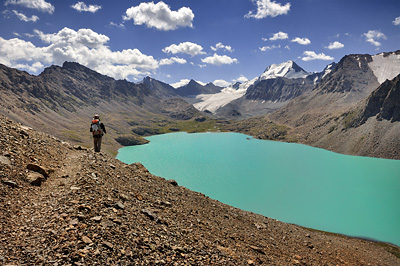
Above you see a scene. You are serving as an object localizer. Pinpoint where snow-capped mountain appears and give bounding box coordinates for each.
[170,50,400,118]
[259,60,310,80]
[192,61,314,115]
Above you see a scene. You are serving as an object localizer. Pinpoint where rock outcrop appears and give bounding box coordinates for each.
[357,74,400,125]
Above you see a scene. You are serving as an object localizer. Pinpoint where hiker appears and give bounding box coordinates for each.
[90,114,106,152]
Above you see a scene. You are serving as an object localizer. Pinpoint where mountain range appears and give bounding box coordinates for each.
[0,50,399,159]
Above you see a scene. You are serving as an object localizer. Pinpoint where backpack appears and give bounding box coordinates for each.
[91,120,102,136]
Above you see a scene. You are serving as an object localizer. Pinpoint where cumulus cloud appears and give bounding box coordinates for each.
[259,45,280,51]
[159,57,187,66]
[162,42,205,57]
[291,37,311,45]
[393,16,400,26]
[170,79,190,88]
[201,54,238,66]
[234,75,249,83]
[301,51,333,61]
[246,0,290,19]
[268,31,288,41]
[211,42,233,52]
[71,2,102,13]
[13,10,39,22]
[0,37,49,69]
[301,51,334,61]
[5,0,54,14]
[213,79,231,87]
[123,1,194,31]
[0,27,159,80]
[325,41,344,50]
[364,30,386,47]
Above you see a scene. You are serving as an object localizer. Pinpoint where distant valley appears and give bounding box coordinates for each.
[0,50,399,159]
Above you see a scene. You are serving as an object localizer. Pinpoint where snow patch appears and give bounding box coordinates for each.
[193,78,257,113]
[369,52,400,84]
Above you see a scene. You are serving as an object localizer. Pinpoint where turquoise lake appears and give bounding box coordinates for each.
[116,132,400,246]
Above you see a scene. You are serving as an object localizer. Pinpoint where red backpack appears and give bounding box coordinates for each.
[91,119,102,136]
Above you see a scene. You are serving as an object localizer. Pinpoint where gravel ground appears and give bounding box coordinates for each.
[1,116,399,265]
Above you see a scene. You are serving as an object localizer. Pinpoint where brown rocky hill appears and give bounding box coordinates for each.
[317,73,400,159]
[1,115,399,265]
[0,62,201,155]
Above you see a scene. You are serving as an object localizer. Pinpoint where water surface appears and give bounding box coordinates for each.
[116,132,400,246]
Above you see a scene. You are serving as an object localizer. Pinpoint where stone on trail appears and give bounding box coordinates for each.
[168,179,178,186]
[26,172,45,186]
[90,216,102,222]
[115,202,125,210]
[103,241,114,250]
[82,236,93,244]
[2,180,17,188]
[27,163,50,177]
[0,155,11,165]
[141,208,158,221]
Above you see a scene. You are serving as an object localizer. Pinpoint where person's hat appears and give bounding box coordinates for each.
[93,114,100,119]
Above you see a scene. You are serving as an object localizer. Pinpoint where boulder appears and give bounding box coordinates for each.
[168,179,178,186]
[0,155,11,165]
[26,163,49,177]
[26,172,45,186]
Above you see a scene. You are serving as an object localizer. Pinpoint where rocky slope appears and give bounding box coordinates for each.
[215,76,315,118]
[0,62,204,155]
[262,51,400,159]
[355,74,400,125]
[313,73,400,159]
[1,115,399,265]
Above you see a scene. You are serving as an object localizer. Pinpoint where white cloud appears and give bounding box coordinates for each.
[291,37,311,45]
[71,2,102,13]
[0,27,160,80]
[35,28,109,49]
[234,75,248,83]
[393,16,400,26]
[162,42,205,57]
[259,44,280,51]
[159,57,187,66]
[108,22,125,29]
[5,0,54,14]
[246,0,290,19]
[211,42,233,52]
[170,79,190,88]
[301,51,334,61]
[201,54,239,66]
[326,41,344,50]
[12,10,39,22]
[364,30,386,47]
[123,1,194,31]
[213,79,231,87]
[269,31,288,41]
[0,37,50,70]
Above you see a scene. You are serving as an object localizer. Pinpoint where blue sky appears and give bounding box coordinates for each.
[0,0,399,87]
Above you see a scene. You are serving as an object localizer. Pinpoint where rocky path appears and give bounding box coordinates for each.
[1,115,400,265]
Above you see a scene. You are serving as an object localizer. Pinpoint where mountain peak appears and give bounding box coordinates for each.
[260,60,309,80]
